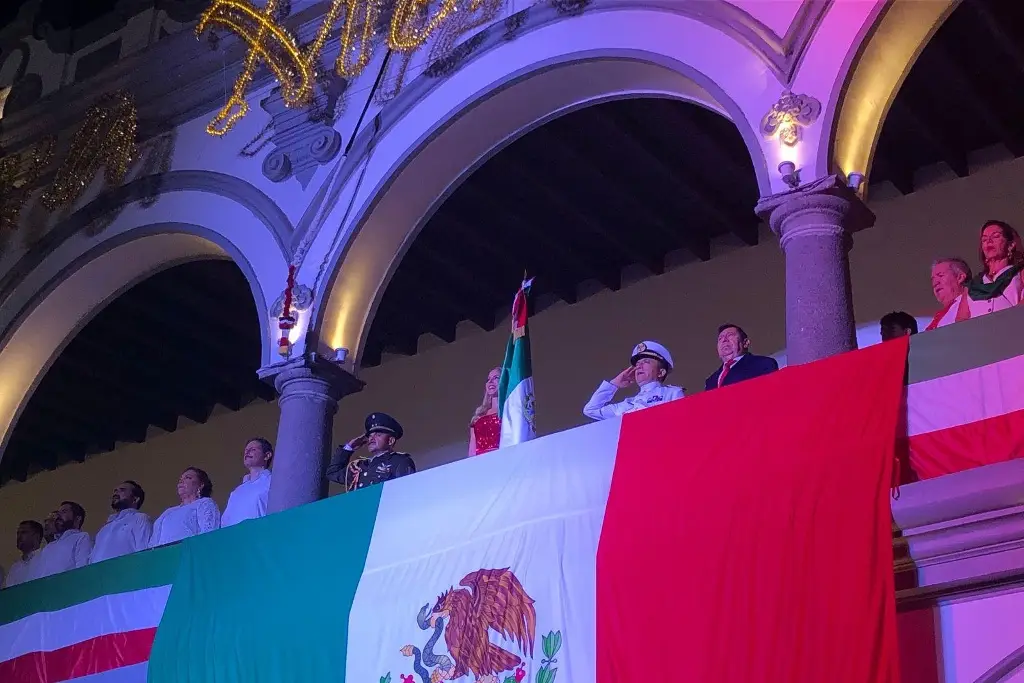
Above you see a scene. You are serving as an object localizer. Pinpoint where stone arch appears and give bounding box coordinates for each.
[0,171,293,347]
[305,6,777,366]
[827,0,961,185]
[0,180,293,466]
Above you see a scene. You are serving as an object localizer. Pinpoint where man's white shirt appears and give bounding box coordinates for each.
[35,529,92,579]
[90,508,153,564]
[3,549,40,588]
[221,469,272,527]
[583,380,685,420]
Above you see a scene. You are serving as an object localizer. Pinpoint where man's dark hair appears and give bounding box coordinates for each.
[19,520,43,537]
[185,467,214,498]
[247,437,274,455]
[717,323,748,342]
[880,311,918,335]
[124,480,146,509]
[60,501,86,527]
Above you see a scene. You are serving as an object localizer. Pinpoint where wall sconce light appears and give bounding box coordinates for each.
[333,347,349,363]
[778,161,800,189]
[847,172,865,190]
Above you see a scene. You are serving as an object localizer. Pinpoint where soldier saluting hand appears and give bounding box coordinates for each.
[327,413,416,492]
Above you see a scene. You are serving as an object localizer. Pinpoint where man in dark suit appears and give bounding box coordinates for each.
[704,323,779,391]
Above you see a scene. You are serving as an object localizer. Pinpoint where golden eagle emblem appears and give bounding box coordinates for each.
[430,568,536,680]
[393,568,563,683]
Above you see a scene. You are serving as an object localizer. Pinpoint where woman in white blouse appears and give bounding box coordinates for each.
[221,437,273,527]
[149,467,221,547]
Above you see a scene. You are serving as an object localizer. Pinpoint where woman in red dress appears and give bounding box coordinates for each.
[469,367,501,456]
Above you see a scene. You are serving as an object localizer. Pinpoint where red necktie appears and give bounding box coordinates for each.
[718,359,736,388]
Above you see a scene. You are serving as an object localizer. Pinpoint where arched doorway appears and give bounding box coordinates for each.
[309,14,776,364]
[0,257,273,485]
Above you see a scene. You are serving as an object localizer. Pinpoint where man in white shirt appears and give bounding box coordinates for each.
[222,437,273,527]
[35,502,92,579]
[584,341,685,420]
[90,480,152,564]
[2,520,43,588]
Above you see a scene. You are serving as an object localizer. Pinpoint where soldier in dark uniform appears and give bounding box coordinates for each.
[326,413,416,492]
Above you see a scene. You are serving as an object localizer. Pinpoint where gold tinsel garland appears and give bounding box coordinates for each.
[40,91,137,212]
[199,0,502,136]
[0,136,56,237]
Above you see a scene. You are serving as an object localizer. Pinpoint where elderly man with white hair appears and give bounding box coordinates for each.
[583,341,685,420]
[927,256,972,330]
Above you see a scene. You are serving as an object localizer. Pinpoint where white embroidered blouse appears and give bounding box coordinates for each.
[149,497,221,548]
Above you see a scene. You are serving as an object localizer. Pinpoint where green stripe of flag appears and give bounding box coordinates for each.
[0,544,181,627]
[148,484,383,683]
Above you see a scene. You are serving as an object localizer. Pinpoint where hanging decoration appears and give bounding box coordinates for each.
[200,0,514,135]
[278,264,298,357]
[0,135,55,237]
[40,91,137,213]
[198,0,383,136]
[428,0,504,64]
[387,0,460,52]
[374,0,504,105]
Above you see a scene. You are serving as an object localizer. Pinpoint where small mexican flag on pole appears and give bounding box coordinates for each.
[498,276,536,448]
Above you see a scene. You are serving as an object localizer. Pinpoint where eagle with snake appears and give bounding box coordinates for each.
[427,568,537,681]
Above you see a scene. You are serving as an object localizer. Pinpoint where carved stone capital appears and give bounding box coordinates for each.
[262,149,291,183]
[259,352,364,402]
[258,87,344,186]
[755,174,875,250]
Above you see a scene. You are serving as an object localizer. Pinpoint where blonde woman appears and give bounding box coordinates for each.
[469,367,501,456]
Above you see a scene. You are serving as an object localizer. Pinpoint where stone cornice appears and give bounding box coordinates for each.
[893,459,1024,600]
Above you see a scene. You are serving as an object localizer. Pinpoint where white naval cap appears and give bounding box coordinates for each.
[630,341,674,371]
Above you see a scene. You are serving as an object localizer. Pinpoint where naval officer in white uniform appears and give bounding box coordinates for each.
[583,341,685,420]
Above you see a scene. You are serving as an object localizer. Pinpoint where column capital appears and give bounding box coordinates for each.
[258,352,365,403]
[755,174,875,249]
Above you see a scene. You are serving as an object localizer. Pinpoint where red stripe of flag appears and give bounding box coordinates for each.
[908,408,1024,480]
[0,627,155,683]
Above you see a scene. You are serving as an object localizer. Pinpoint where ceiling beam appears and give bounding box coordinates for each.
[432,210,580,305]
[393,258,496,333]
[50,354,182,432]
[67,335,235,422]
[654,99,758,184]
[643,100,760,246]
[521,123,688,263]
[501,154,666,275]
[456,181,619,294]
[925,44,1024,157]
[971,1,1024,78]
[583,109,722,261]
[888,98,969,177]
[13,391,119,446]
[493,136,666,274]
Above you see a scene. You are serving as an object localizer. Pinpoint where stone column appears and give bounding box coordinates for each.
[756,175,875,366]
[260,353,364,513]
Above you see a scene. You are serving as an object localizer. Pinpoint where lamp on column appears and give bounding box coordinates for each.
[778,161,801,189]
[761,90,821,191]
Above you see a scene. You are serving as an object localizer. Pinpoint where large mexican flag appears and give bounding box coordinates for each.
[0,340,908,683]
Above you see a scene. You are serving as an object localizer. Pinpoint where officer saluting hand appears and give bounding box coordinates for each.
[327,413,416,492]
[583,340,685,421]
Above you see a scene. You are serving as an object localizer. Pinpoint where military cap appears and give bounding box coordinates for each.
[630,340,674,371]
[364,412,403,440]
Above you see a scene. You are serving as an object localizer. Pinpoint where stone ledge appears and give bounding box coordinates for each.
[893,459,1024,592]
